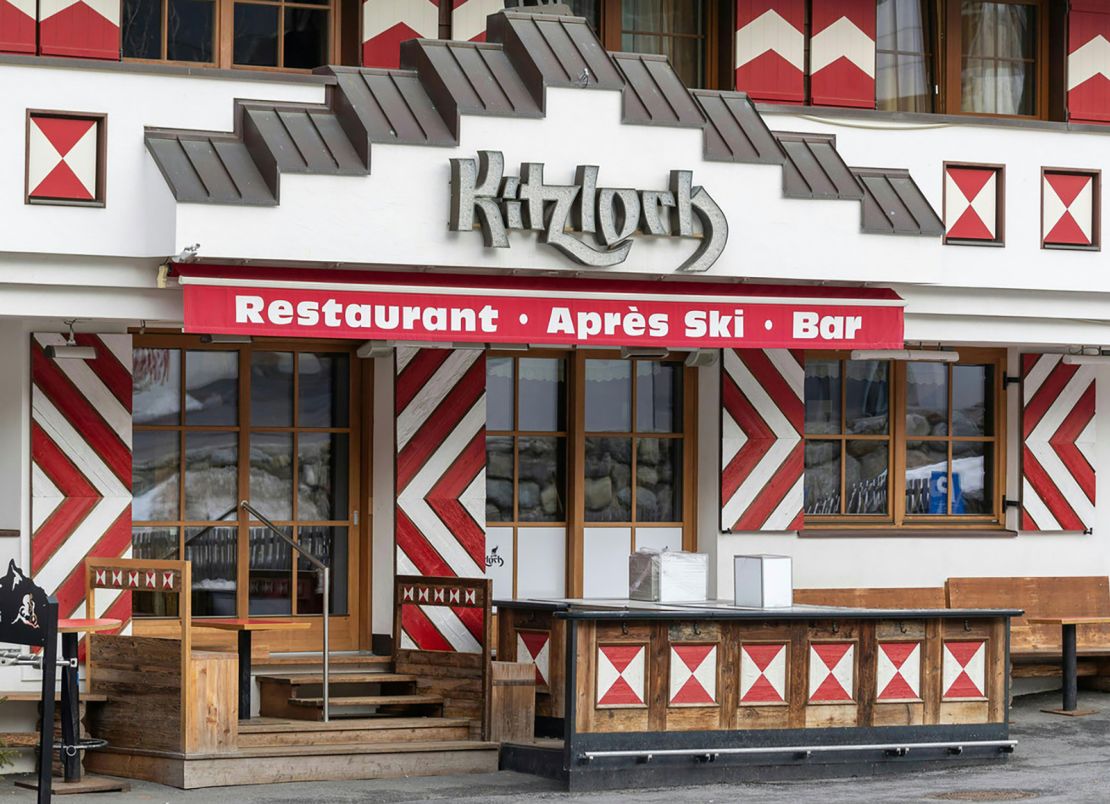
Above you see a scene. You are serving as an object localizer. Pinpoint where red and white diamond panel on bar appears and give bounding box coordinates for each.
[876,642,922,702]
[669,644,718,706]
[516,629,550,688]
[942,640,987,700]
[1043,170,1099,248]
[808,642,854,703]
[27,113,103,204]
[361,0,438,68]
[944,164,1002,244]
[739,642,787,705]
[597,644,646,708]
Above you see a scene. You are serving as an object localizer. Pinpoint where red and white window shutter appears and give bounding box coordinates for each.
[31,333,133,627]
[395,346,487,652]
[452,0,499,43]
[943,163,1003,244]
[1068,0,1110,124]
[0,0,35,54]
[1021,353,1096,533]
[734,0,805,104]
[720,349,804,532]
[38,0,119,59]
[808,0,875,108]
[361,0,438,68]
[27,113,104,204]
[1042,169,1099,249]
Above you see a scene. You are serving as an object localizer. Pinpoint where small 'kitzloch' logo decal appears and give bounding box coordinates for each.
[448,151,729,273]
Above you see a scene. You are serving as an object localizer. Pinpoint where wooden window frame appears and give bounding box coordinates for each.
[803,348,1007,532]
[599,0,723,90]
[876,0,939,113]
[131,334,366,653]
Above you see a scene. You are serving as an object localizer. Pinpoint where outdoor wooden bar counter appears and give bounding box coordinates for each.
[496,598,1021,791]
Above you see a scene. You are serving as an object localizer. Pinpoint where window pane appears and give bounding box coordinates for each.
[636,361,682,433]
[584,437,632,522]
[185,350,238,425]
[299,353,349,427]
[905,363,948,436]
[585,360,631,432]
[621,0,702,35]
[486,436,514,522]
[134,430,180,521]
[487,358,514,431]
[961,1,1035,115]
[185,525,237,616]
[636,438,682,522]
[846,360,889,435]
[298,432,349,520]
[250,432,293,520]
[877,0,896,50]
[248,525,292,616]
[167,0,215,62]
[953,442,992,514]
[131,527,179,616]
[905,440,949,514]
[298,526,348,615]
[251,352,294,426]
[804,441,840,515]
[896,0,927,52]
[519,358,566,432]
[122,0,162,59]
[184,431,237,520]
[518,437,566,522]
[284,8,328,69]
[953,364,993,436]
[134,348,180,425]
[234,2,279,66]
[845,441,888,515]
[804,359,841,435]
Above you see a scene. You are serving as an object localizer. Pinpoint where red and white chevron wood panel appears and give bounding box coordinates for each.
[944,165,1001,243]
[1043,171,1098,248]
[734,0,805,103]
[1069,1,1110,124]
[395,346,487,652]
[38,0,119,59]
[809,0,875,108]
[31,333,133,629]
[361,0,438,68]
[1021,353,1096,532]
[0,0,35,54]
[721,349,804,532]
[27,114,100,203]
[452,0,501,43]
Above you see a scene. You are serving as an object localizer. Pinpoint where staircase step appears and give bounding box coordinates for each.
[289,694,443,708]
[256,653,391,668]
[237,716,472,748]
[257,673,417,686]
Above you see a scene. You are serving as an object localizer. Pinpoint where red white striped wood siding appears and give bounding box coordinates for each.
[361,0,438,68]
[395,346,487,652]
[720,349,804,532]
[1021,353,1096,533]
[809,0,875,108]
[38,0,119,59]
[735,0,805,103]
[0,0,35,54]
[1069,0,1110,124]
[31,333,132,629]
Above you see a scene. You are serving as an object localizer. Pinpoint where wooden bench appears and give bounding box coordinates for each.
[946,576,1110,682]
[793,587,947,609]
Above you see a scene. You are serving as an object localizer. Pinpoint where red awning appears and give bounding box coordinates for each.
[174,265,904,350]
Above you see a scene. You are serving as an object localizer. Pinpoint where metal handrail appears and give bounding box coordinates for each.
[239,500,331,722]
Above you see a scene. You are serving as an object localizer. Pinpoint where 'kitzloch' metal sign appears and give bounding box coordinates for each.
[448,151,728,273]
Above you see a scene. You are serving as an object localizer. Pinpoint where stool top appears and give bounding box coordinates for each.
[58,618,123,634]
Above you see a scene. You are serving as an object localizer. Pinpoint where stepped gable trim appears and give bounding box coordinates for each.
[143,9,941,239]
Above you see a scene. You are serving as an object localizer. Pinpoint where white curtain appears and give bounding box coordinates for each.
[961,2,1033,115]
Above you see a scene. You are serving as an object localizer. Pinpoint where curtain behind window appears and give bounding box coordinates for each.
[961,1,1035,115]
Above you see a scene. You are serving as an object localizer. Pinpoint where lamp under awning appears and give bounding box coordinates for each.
[174,266,904,350]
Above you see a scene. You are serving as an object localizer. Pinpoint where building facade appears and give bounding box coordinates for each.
[1,0,1109,679]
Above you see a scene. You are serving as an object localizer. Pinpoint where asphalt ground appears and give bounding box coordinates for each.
[3,690,1108,803]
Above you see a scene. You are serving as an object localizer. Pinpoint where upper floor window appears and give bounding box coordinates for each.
[877,0,935,112]
[956,0,1039,116]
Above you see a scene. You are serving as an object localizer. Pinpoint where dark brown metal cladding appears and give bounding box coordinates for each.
[854,168,945,236]
[694,91,784,164]
[146,134,276,205]
[773,131,864,200]
[613,52,705,127]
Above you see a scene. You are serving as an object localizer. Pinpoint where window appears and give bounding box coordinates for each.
[877,0,936,112]
[617,0,707,88]
[955,0,1039,116]
[122,0,216,63]
[803,351,1005,529]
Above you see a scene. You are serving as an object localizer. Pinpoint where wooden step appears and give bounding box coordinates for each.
[237,716,472,748]
[255,653,391,668]
[289,694,444,708]
[257,673,417,686]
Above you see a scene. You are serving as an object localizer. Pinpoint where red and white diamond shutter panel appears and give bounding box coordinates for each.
[1068,1,1110,124]
[452,0,500,43]
[1021,354,1096,532]
[739,642,787,704]
[516,629,550,687]
[0,0,35,54]
[669,644,717,706]
[808,642,854,702]
[735,0,805,103]
[721,349,804,532]
[809,0,875,108]
[942,640,986,700]
[876,642,921,701]
[1043,172,1097,247]
[944,165,1000,242]
[361,0,438,68]
[27,115,100,203]
[597,644,646,707]
[31,334,133,629]
[38,0,119,59]
[395,346,486,653]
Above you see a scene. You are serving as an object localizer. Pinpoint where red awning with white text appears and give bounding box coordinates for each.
[174,266,904,350]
